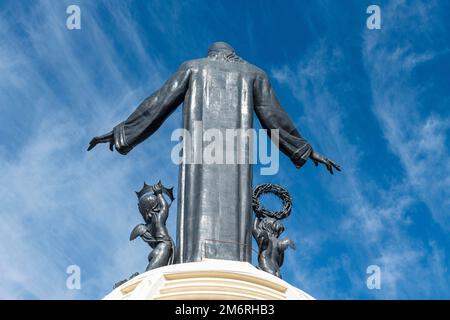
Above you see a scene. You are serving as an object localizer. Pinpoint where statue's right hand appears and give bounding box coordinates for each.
[87,131,114,151]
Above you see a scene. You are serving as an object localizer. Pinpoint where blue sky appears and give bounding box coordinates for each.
[0,0,449,299]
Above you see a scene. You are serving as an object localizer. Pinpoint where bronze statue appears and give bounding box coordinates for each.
[252,217,295,278]
[252,184,296,278]
[130,181,175,271]
[88,42,341,264]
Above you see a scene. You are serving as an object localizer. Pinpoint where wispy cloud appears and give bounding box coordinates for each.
[271,0,450,297]
[0,0,180,299]
[1,0,448,300]
[363,0,450,230]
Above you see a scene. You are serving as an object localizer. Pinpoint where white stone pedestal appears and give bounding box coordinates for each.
[103,259,314,300]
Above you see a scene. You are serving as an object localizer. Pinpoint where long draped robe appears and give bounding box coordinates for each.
[112,48,312,263]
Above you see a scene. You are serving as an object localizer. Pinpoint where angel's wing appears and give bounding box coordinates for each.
[130,224,149,241]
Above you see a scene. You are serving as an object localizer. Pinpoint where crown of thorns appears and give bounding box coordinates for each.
[252,184,292,220]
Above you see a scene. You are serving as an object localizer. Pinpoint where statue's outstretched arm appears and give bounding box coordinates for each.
[253,71,312,168]
[88,63,191,154]
[253,72,341,174]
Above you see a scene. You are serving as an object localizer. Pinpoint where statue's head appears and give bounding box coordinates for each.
[208,42,235,55]
[136,182,159,222]
[207,42,241,62]
[259,217,285,237]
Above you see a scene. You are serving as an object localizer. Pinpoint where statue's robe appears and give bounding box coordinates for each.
[112,47,312,263]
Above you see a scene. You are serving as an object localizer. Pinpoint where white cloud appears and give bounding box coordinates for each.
[0,1,179,299]
[363,0,450,229]
[272,14,449,297]
[1,0,448,300]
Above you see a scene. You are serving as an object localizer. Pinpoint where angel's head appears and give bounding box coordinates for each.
[138,193,160,222]
[259,217,285,237]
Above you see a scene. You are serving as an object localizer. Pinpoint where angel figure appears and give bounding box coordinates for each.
[252,217,296,278]
[130,181,175,271]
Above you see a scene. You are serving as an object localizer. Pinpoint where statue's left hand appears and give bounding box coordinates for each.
[87,131,114,151]
[309,151,341,175]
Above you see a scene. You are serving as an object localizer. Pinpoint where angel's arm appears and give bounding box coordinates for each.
[279,239,296,251]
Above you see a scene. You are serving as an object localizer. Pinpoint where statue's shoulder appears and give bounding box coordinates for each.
[180,58,208,70]
[233,60,266,75]
[182,58,267,79]
[248,64,268,78]
[233,60,268,79]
